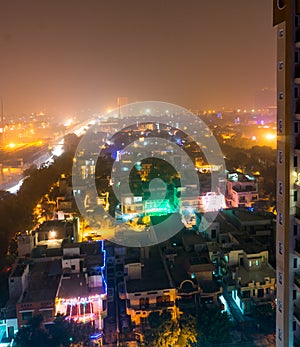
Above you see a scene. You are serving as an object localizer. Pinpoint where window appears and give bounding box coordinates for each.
[295,155,298,168]
[295,121,299,133]
[257,289,264,298]
[279,28,284,38]
[279,92,284,100]
[279,181,283,195]
[242,290,250,298]
[278,299,282,312]
[279,242,283,255]
[295,89,299,99]
[296,16,299,28]
[41,309,53,320]
[21,311,33,321]
[278,328,282,341]
[296,51,299,63]
[293,290,297,300]
[294,225,298,236]
[279,212,283,225]
[294,320,297,331]
[278,150,283,164]
[211,229,216,239]
[279,271,283,285]
[294,190,298,202]
[71,265,75,270]
[278,61,284,70]
[278,119,283,133]
[255,260,259,266]
[249,260,252,267]
[294,258,298,269]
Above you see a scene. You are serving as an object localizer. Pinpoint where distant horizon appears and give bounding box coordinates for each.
[0,0,275,115]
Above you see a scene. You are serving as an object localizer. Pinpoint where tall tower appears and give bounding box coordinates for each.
[274,1,300,345]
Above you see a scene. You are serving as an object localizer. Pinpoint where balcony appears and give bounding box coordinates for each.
[130,301,175,311]
[296,101,300,119]
[295,271,300,289]
[296,30,300,48]
[296,238,300,257]
[295,304,300,324]
[296,207,300,225]
[296,65,300,84]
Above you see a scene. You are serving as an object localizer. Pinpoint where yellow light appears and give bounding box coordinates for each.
[49,230,57,239]
[8,143,15,149]
[63,118,73,127]
[265,133,276,140]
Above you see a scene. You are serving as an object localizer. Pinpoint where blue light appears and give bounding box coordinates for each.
[99,240,107,295]
[90,332,103,340]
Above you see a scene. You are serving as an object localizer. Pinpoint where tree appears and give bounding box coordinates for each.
[15,314,95,347]
[145,310,180,347]
[196,306,232,345]
[177,313,198,347]
[144,310,198,347]
[15,315,51,347]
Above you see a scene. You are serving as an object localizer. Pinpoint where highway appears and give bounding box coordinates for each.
[0,119,93,194]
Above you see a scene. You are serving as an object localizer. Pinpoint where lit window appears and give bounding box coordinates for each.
[249,260,252,267]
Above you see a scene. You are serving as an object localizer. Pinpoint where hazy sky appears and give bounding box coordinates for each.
[0,0,275,115]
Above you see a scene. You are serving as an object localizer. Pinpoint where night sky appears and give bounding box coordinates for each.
[0,0,275,115]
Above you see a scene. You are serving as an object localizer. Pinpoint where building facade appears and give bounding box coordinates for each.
[274,1,300,345]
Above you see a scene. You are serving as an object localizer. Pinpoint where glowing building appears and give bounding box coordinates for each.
[55,242,107,329]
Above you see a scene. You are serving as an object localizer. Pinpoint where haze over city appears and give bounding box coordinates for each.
[0,0,275,115]
[0,1,284,346]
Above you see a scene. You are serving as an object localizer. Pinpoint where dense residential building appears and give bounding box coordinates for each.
[124,247,177,327]
[273,1,300,345]
[3,239,107,339]
[226,172,259,208]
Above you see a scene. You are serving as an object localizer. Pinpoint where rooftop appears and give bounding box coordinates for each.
[57,272,105,298]
[21,260,62,303]
[126,247,173,293]
[237,264,276,287]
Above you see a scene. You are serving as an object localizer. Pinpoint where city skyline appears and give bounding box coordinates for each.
[0,0,275,115]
